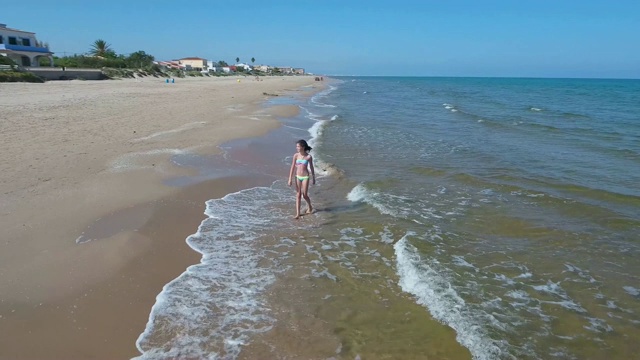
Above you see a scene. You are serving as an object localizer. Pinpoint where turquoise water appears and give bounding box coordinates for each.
[136,77,640,359]
[315,77,640,359]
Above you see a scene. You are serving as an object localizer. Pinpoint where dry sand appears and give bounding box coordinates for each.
[0,75,321,359]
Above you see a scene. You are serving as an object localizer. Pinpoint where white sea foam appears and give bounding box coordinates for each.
[515,272,532,279]
[494,273,516,286]
[541,299,587,313]
[379,226,395,244]
[135,186,295,359]
[310,85,337,108]
[339,227,364,248]
[110,148,188,172]
[623,286,640,296]
[311,268,338,281]
[532,280,565,296]
[506,290,531,302]
[394,236,509,360]
[346,184,367,202]
[283,124,308,131]
[305,85,339,178]
[584,317,613,333]
[300,105,320,120]
[563,263,597,283]
[308,119,327,147]
[347,183,399,217]
[451,255,477,270]
[306,118,336,178]
[347,183,462,224]
[441,103,459,112]
[528,279,588,314]
[132,121,207,142]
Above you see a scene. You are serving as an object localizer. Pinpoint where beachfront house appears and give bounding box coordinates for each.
[0,23,54,67]
[205,61,227,73]
[235,62,252,71]
[254,65,270,73]
[293,68,305,75]
[275,66,293,74]
[155,60,184,70]
[178,57,207,71]
[160,61,177,69]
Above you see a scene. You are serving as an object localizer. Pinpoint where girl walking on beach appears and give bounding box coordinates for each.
[288,139,316,219]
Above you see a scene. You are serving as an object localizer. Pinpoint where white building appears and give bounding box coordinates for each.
[0,23,54,67]
[234,62,253,71]
[254,65,270,72]
[206,60,223,73]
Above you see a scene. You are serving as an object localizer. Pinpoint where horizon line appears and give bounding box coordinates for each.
[324,74,640,80]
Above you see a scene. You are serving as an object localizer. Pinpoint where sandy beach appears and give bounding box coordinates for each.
[0,75,321,359]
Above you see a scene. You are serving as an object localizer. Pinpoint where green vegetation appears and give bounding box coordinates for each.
[38,57,52,66]
[0,71,45,83]
[0,56,45,82]
[2,39,285,82]
[0,56,16,66]
[185,71,204,77]
[49,39,155,72]
[50,41,161,80]
[88,39,115,58]
[54,50,155,69]
[101,63,169,79]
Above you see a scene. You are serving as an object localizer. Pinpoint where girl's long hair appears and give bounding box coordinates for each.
[297,139,312,152]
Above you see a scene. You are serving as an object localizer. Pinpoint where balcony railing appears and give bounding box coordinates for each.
[0,44,52,53]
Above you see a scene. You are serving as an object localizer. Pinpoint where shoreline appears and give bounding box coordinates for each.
[0,76,324,359]
[2,176,278,359]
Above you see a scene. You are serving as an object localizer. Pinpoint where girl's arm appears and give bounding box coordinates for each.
[288,155,296,186]
[309,156,316,185]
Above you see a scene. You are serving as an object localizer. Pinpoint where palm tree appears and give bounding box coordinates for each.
[236,57,240,64]
[251,57,255,64]
[89,39,113,58]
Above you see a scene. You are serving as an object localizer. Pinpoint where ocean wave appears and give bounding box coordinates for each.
[346,183,401,218]
[305,82,340,178]
[394,236,510,360]
[310,85,337,108]
[135,186,295,359]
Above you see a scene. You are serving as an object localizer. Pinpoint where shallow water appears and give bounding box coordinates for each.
[136,77,640,359]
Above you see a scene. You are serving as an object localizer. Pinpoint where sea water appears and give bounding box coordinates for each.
[135,77,640,359]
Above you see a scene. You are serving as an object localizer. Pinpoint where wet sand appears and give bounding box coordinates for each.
[0,75,321,359]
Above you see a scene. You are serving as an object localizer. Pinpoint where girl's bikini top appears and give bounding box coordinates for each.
[296,157,309,166]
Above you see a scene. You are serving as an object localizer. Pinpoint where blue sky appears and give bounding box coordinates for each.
[3,1,639,78]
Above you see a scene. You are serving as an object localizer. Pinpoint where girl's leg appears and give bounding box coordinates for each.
[301,179,313,213]
[295,182,302,219]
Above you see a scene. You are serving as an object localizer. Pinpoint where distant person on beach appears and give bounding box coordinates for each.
[288,139,316,219]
